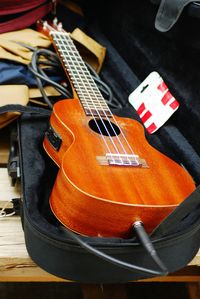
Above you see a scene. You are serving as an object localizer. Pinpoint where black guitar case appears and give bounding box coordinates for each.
[2,0,200,283]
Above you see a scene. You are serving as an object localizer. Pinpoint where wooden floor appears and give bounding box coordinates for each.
[1,125,200,298]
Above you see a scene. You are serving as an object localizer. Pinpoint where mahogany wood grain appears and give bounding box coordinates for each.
[44,99,195,238]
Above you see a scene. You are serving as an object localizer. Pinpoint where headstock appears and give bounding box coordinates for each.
[37,18,65,38]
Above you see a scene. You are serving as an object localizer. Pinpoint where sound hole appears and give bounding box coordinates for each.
[89,118,120,136]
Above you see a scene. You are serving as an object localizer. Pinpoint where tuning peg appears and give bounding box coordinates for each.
[43,21,48,28]
[53,17,58,26]
[58,22,63,31]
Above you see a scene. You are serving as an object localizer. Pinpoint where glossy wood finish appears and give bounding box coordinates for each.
[44,99,195,237]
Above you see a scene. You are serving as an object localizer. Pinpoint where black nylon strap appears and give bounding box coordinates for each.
[155,0,200,32]
[0,104,50,116]
[151,185,200,237]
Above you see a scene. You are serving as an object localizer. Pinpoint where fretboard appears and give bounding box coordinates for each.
[50,31,112,117]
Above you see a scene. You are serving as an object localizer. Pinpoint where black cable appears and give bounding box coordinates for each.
[28,49,71,107]
[29,49,71,96]
[28,64,69,96]
[85,62,122,108]
[28,48,121,109]
[61,221,168,277]
[133,221,168,274]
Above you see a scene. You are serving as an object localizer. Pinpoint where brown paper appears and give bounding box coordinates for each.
[0,85,29,129]
[0,28,51,64]
[71,28,106,73]
[0,28,51,48]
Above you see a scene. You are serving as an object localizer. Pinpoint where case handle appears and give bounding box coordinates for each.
[155,0,200,32]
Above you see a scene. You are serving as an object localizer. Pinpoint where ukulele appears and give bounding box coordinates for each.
[39,20,195,238]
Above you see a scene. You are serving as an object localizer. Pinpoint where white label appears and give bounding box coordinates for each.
[128,71,179,134]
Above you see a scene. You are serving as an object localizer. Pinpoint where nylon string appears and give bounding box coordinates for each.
[52,32,118,162]
[54,31,135,164]
[51,28,137,165]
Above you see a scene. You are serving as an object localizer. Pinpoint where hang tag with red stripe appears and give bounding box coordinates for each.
[128,72,179,134]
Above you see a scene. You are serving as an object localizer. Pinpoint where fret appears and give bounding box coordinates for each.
[80,97,107,101]
[73,81,100,88]
[77,92,103,99]
[85,109,112,117]
[73,72,91,79]
[57,44,76,52]
[75,72,93,80]
[78,95,100,99]
[82,102,108,107]
[81,98,107,103]
[82,108,110,114]
[81,100,109,111]
[82,104,108,109]
[61,52,82,60]
[74,83,101,90]
[66,62,89,70]
[63,57,84,66]
[76,85,101,91]
[80,101,107,106]
[74,82,101,89]
[81,101,107,107]
[60,49,79,55]
[74,82,97,87]
[77,90,103,97]
[67,62,86,69]
[78,95,104,102]
[73,77,96,83]
[70,71,89,76]
[81,101,111,108]
[52,34,76,47]
[74,77,94,83]
[63,63,90,75]
[69,68,89,76]
[78,96,105,102]
[64,65,87,71]
[83,108,110,112]
[83,106,110,112]
[78,93,105,99]
[70,65,86,71]
[51,31,112,117]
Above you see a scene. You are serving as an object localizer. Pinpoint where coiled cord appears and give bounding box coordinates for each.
[28,48,122,109]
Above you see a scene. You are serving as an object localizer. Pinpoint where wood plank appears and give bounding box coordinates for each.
[0,126,10,165]
[0,216,28,259]
[0,145,9,165]
[1,216,200,282]
[0,216,68,282]
[0,168,20,209]
[187,282,200,299]
[0,215,200,282]
[0,125,20,208]
[0,258,68,282]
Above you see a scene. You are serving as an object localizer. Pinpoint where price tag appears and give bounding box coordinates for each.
[128,72,179,134]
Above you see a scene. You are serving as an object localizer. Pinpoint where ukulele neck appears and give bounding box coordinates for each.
[50,31,112,117]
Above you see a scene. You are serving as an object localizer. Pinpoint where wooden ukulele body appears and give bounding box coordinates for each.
[44,99,195,238]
